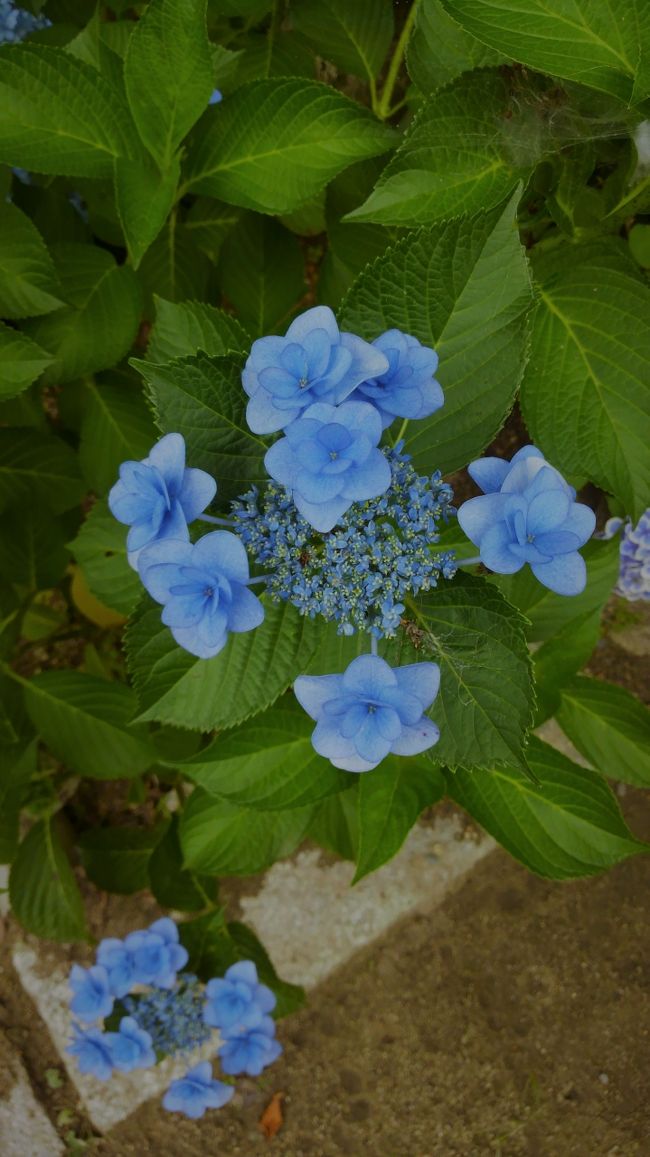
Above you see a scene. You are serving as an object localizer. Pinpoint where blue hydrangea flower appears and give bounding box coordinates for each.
[108,433,216,569]
[458,445,596,595]
[218,1016,283,1077]
[69,964,113,1024]
[350,329,444,429]
[209,89,223,104]
[295,654,441,772]
[0,0,50,43]
[242,305,389,434]
[67,1026,114,1081]
[97,921,188,997]
[96,938,136,999]
[203,960,276,1033]
[163,1061,234,1119]
[138,530,265,659]
[122,974,212,1057]
[105,1017,156,1073]
[604,511,650,601]
[264,400,391,533]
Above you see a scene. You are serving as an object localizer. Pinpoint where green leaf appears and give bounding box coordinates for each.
[218,211,305,337]
[292,0,393,83]
[346,70,529,225]
[114,152,180,269]
[411,574,534,772]
[78,824,163,894]
[22,670,155,779]
[136,218,211,311]
[307,788,359,861]
[0,322,53,400]
[0,45,137,177]
[557,676,650,788]
[78,379,156,495]
[340,193,532,474]
[148,815,215,911]
[354,756,445,882]
[124,0,213,168]
[178,696,351,810]
[446,735,646,879]
[0,506,68,590]
[179,787,312,875]
[183,78,397,213]
[22,243,142,385]
[10,817,88,940]
[125,598,319,731]
[0,202,64,318]
[69,498,141,616]
[0,740,36,864]
[146,296,249,363]
[227,922,306,1017]
[134,351,267,505]
[182,197,240,262]
[407,0,504,93]
[442,0,649,103]
[230,29,314,86]
[521,241,650,521]
[532,608,601,722]
[0,427,84,514]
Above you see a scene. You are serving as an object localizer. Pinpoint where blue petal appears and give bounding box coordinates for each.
[162,593,206,628]
[340,451,391,502]
[147,433,186,495]
[302,328,333,379]
[171,622,227,659]
[480,523,524,574]
[533,530,581,556]
[226,584,265,633]
[353,714,393,763]
[390,718,440,756]
[246,387,295,434]
[393,662,440,710]
[340,331,390,389]
[457,493,510,546]
[561,502,596,545]
[501,456,548,495]
[264,437,299,487]
[336,399,383,444]
[286,305,339,345]
[342,654,397,697]
[510,444,544,463]
[295,468,344,503]
[312,716,358,761]
[138,540,194,601]
[178,468,217,522]
[294,674,343,720]
[293,492,350,532]
[374,705,402,741]
[526,489,571,535]
[467,457,512,494]
[531,551,587,595]
[193,530,250,584]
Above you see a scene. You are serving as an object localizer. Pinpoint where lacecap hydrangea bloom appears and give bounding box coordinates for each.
[350,329,444,429]
[458,445,595,595]
[603,510,650,602]
[0,0,50,43]
[67,919,283,1117]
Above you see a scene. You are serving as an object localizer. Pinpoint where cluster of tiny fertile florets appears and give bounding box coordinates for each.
[122,974,212,1058]
[0,0,49,42]
[231,445,457,638]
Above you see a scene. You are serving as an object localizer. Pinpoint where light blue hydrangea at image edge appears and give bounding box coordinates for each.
[603,511,650,602]
[0,0,50,43]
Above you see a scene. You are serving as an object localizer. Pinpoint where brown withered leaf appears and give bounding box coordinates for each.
[258,1091,285,1139]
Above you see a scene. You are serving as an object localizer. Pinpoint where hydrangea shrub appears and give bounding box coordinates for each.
[0,0,649,1012]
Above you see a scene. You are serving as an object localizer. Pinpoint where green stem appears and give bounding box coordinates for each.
[377,0,420,120]
[394,417,410,445]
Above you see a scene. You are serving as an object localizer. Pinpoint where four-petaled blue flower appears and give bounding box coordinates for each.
[350,329,444,429]
[242,305,389,434]
[69,964,114,1024]
[105,1017,156,1073]
[458,445,596,595]
[108,433,216,569]
[67,1026,114,1081]
[219,1016,283,1077]
[203,960,276,1032]
[97,919,189,997]
[138,531,265,659]
[295,654,441,772]
[163,1061,234,1119]
[264,400,391,532]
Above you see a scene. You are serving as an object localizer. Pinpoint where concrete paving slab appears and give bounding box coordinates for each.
[0,1029,64,1156]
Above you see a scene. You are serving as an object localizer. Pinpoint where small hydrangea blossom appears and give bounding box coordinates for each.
[209,88,222,104]
[218,1016,283,1077]
[69,964,113,1024]
[67,1026,114,1081]
[242,305,389,434]
[97,918,188,997]
[458,445,595,595]
[264,400,392,532]
[604,510,650,601]
[350,329,444,429]
[138,531,265,660]
[163,1061,234,1119]
[105,1017,156,1073]
[204,960,276,1032]
[108,433,216,568]
[295,654,441,772]
[0,0,50,43]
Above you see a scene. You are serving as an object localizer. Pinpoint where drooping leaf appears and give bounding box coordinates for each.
[557,676,650,788]
[78,824,164,894]
[10,816,88,940]
[219,212,305,337]
[354,756,445,882]
[407,0,504,93]
[78,379,156,495]
[145,296,249,363]
[0,427,84,514]
[446,736,647,879]
[0,202,64,318]
[179,787,312,875]
[69,498,141,616]
[0,321,53,400]
[292,0,394,83]
[148,815,216,911]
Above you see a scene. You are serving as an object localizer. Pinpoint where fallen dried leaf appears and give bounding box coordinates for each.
[258,1091,285,1139]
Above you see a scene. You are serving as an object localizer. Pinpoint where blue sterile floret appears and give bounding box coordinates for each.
[97,917,189,997]
[218,1016,283,1077]
[242,305,389,434]
[232,446,456,638]
[0,0,50,43]
[458,445,596,595]
[604,510,650,602]
[108,433,216,569]
[137,530,265,660]
[295,654,441,773]
[68,964,114,1024]
[203,960,276,1032]
[264,399,391,532]
[67,1025,114,1081]
[162,1061,234,1119]
[105,1017,156,1073]
[349,329,444,429]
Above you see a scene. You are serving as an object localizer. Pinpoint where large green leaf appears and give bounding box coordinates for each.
[22,670,155,779]
[148,815,216,911]
[0,45,137,177]
[0,506,68,590]
[69,499,141,616]
[292,0,393,83]
[125,598,320,731]
[410,574,534,773]
[346,70,529,226]
[0,202,64,318]
[114,152,180,269]
[0,428,84,514]
[218,212,305,337]
[442,0,650,103]
[307,788,359,861]
[134,351,267,505]
[182,198,240,262]
[124,0,213,168]
[183,78,397,213]
[136,218,211,311]
[177,696,351,810]
[532,608,602,722]
[0,322,53,400]
[179,787,312,875]
[446,736,646,879]
[78,379,156,495]
[340,194,532,475]
[22,243,142,385]
[10,817,88,940]
[520,242,650,521]
[407,0,504,93]
[354,756,445,883]
[557,676,650,788]
[146,297,249,363]
[78,824,164,894]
